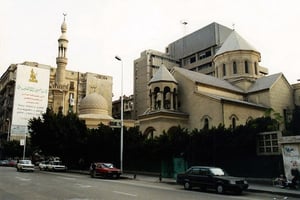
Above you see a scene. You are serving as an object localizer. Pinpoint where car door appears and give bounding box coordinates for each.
[198,168,211,188]
[187,168,201,186]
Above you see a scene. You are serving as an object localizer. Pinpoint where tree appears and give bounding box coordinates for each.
[2,140,23,159]
[28,108,88,166]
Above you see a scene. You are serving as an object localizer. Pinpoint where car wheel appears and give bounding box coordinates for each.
[235,188,243,194]
[184,181,191,190]
[216,184,224,194]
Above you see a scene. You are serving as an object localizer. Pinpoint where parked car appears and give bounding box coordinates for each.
[47,160,67,171]
[39,160,50,171]
[90,162,121,178]
[8,160,18,167]
[0,160,9,166]
[176,166,248,194]
[16,160,35,172]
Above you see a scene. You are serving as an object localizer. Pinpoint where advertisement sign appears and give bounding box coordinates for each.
[10,65,50,136]
[282,144,300,180]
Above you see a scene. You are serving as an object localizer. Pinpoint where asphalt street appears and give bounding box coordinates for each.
[0,167,297,200]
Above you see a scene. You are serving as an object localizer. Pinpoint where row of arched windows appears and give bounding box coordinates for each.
[202,115,253,129]
[220,61,258,77]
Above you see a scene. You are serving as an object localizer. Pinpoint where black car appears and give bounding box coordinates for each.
[176,166,248,194]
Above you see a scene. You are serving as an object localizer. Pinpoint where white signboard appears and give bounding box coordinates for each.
[282,144,300,180]
[11,65,50,136]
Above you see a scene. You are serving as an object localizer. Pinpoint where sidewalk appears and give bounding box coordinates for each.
[71,170,300,198]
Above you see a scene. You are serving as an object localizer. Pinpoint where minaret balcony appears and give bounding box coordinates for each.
[56,57,68,65]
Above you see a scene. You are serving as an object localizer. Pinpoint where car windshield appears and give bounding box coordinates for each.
[102,163,113,168]
[20,160,32,164]
[210,168,225,176]
[53,161,62,165]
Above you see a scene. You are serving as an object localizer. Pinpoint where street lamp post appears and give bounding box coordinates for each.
[115,55,123,172]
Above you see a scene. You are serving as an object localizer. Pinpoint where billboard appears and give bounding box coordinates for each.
[10,65,50,136]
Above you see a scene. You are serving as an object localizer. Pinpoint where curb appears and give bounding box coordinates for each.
[247,187,300,199]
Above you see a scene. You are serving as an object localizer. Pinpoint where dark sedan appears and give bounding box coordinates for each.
[176,166,248,194]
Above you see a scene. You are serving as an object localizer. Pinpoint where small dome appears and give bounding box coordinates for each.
[79,93,109,115]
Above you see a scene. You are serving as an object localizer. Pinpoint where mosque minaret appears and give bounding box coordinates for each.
[56,14,68,85]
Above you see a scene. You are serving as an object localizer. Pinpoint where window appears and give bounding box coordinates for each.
[203,118,209,129]
[233,61,237,74]
[245,61,249,73]
[70,81,75,90]
[190,56,196,64]
[257,132,280,155]
[222,64,226,76]
[254,62,258,75]
[232,117,236,129]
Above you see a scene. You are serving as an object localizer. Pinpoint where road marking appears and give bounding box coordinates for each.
[113,191,137,197]
[75,183,92,188]
[15,176,31,181]
[59,177,76,181]
[228,195,265,200]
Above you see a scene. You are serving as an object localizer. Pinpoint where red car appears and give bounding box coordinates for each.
[90,162,121,179]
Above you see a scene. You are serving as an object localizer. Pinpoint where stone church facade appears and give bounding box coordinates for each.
[136,24,298,138]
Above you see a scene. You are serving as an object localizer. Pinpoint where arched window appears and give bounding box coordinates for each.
[223,64,226,76]
[229,114,238,129]
[233,61,237,74]
[164,87,171,109]
[244,61,249,73]
[232,117,236,129]
[204,118,209,129]
[154,87,161,110]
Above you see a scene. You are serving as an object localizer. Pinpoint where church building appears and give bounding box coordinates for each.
[136,24,297,143]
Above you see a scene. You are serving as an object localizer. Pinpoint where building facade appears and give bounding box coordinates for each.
[0,17,113,141]
[135,22,297,146]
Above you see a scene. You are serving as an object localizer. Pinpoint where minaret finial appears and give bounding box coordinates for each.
[232,23,235,31]
[63,13,67,21]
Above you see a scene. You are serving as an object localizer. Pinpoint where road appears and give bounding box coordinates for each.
[0,167,294,200]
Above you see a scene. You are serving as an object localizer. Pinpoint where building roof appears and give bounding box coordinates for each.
[247,73,283,93]
[149,65,178,85]
[172,67,244,93]
[198,91,269,109]
[215,30,258,57]
[167,22,233,59]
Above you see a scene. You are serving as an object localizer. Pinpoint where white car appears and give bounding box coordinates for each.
[16,160,35,172]
[47,160,67,171]
[39,161,50,170]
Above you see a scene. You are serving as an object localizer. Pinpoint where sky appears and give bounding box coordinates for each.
[1,0,300,100]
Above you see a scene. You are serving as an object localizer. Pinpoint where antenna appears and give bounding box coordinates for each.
[180,20,188,36]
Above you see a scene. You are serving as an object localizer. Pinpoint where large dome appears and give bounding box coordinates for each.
[79,93,109,115]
